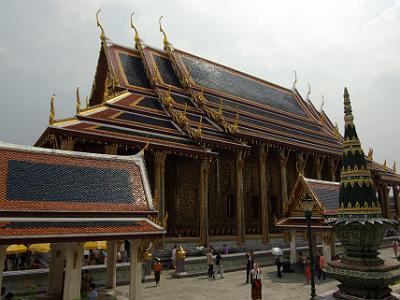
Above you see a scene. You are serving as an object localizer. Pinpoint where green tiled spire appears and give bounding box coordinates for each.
[338,87,381,217]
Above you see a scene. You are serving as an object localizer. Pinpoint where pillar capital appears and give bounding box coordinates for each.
[279,148,289,167]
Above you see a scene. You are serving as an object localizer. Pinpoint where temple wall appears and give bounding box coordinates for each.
[266,148,282,223]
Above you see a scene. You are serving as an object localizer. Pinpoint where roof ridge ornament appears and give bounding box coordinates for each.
[130,12,141,49]
[306,83,311,101]
[383,159,387,170]
[159,16,171,51]
[76,87,81,114]
[96,9,106,42]
[367,148,373,161]
[49,94,55,125]
[320,94,325,112]
[393,161,397,173]
[292,71,297,90]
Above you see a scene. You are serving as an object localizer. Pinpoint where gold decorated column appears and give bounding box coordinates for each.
[329,158,339,182]
[199,158,210,246]
[235,151,246,246]
[296,152,308,175]
[279,149,289,215]
[259,144,269,243]
[393,185,400,219]
[154,151,167,221]
[315,155,325,180]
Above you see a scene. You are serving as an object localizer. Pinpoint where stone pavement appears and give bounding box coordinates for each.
[105,247,400,300]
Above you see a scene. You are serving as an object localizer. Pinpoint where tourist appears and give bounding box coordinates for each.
[153,257,162,286]
[315,251,321,279]
[393,240,398,258]
[275,255,282,278]
[83,254,89,265]
[223,244,229,255]
[89,250,96,265]
[88,283,97,300]
[318,251,326,280]
[297,251,304,270]
[171,245,177,269]
[305,257,311,284]
[251,263,262,300]
[1,287,5,300]
[207,249,214,279]
[246,251,254,283]
[215,251,224,279]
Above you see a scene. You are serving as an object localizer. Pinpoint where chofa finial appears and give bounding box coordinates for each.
[393,161,397,173]
[292,71,297,90]
[320,94,325,112]
[367,148,374,161]
[306,83,311,101]
[96,9,106,42]
[159,16,170,51]
[383,159,387,170]
[76,87,81,114]
[49,94,55,125]
[130,12,140,49]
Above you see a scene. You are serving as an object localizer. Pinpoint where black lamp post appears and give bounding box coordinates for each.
[303,195,316,298]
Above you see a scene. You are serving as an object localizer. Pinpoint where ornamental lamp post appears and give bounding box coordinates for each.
[303,195,316,298]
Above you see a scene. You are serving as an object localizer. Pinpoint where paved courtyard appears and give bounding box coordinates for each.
[105,247,400,300]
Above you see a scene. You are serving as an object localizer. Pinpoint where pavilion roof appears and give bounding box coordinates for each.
[0,141,165,244]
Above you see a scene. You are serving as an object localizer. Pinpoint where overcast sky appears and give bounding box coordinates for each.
[0,0,399,166]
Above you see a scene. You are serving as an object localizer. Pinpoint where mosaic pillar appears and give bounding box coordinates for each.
[279,149,289,214]
[259,144,269,243]
[315,155,325,180]
[47,243,65,298]
[199,158,210,246]
[235,150,245,246]
[154,151,166,221]
[329,158,339,182]
[63,242,83,300]
[393,185,400,219]
[129,239,142,300]
[106,240,118,288]
[0,245,5,290]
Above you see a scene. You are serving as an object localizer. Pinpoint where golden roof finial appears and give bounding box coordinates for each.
[334,122,340,138]
[96,9,106,42]
[306,83,311,101]
[383,159,387,170]
[393,161,397,173]
[198,116,202,132]
[49,94,55,125]
[292,71,297,90]
[159,15,170,51]
[130,12,140,49]
[320,94,325,112]
[85,96,89,108]
[367,148,373,161]
[76,87,81,114]
[219,98,223,114]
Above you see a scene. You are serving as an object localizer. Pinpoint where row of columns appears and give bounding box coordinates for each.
[45,240,142,300]
[377,183,400,219]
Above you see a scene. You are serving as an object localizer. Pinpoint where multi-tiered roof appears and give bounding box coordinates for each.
[36,15,343,157]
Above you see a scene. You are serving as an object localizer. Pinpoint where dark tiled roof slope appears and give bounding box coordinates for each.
[305,178,339,211]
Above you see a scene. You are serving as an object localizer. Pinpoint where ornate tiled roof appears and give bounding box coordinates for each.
[0,141,165,243]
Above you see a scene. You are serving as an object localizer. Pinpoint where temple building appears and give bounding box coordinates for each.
[35,13,400,247]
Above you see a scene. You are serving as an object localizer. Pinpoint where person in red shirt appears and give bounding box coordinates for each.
[153,258,163,286]
[318,251,326,280]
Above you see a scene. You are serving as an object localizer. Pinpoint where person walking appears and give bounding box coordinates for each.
[88,283,97,300]
[153,257,162,286]
[393,240,399,258]
[275,255,282,278]
[251,263,262,300]
[171,245,177,269]
[246,251,254,283]
[305,257,311,284]
[215,252,224,279]
[318,251,326,280]
[207,249,214,279]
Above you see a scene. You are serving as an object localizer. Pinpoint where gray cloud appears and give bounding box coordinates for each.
[0,0,399,166]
